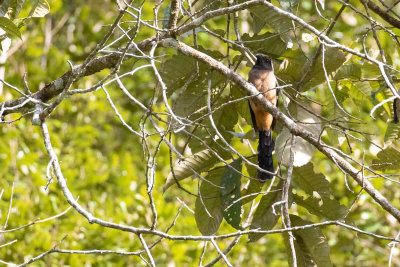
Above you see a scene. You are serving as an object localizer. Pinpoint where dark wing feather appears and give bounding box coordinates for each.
[248,100,258,132]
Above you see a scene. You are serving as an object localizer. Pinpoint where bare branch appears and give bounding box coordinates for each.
[159,38,400,222]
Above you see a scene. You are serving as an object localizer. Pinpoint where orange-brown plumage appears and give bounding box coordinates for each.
[248,54,277,181]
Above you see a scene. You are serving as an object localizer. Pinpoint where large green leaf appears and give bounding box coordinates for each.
[323,82,350,121]
[278,48,346,92]
[0,17,21,39]
[333,63,362,81]
[372,147,400,171]
[239,32,288,58]
[163,148,230,192]
[384,123,400,144]
[221,158,242,230]
[304,48,346,90]
[195,168,224,235]
[181,93,239,154]
[275,102,320,167]
[294,194,347,220]
[292,163,330,199]
[284,215,332,267]
[249,3,292,44]
[249,183,284,242]
[162,48,224,100]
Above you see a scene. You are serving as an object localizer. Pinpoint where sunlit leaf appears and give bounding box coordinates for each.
[292,163,330,198]
[372,147,400,171]
[0,17,21,39]
[384,123,400,144]
[276,102,320,167]
[28,0,50,18]
[163,149,230,192]
[294,194,347,220]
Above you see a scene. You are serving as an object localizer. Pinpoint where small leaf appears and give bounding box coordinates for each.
[0,17,21,39]
[195,168,224,235]
[221,158,242,230]
[163,149,230,192]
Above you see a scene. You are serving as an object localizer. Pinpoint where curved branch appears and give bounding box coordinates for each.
[159,38,400,222]
[1,0,396,118]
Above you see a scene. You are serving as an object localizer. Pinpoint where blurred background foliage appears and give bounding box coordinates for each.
[0,0,400,266]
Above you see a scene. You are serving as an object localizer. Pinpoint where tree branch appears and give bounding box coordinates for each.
[159,37,400,222]
[360,0,400,28]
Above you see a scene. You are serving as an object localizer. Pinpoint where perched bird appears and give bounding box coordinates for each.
[248,54,278,181]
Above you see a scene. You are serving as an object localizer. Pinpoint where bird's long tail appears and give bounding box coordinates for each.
[258,130,274,181]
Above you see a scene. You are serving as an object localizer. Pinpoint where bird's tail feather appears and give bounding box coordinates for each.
[258,130,274,181]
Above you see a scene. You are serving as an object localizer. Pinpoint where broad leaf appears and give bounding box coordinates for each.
[0,17,21,39]
[284,215,332,267]
[278,47,346,92]
[163,149,230,192]
[304,48,346,90]
[372,147,400,171]
[292,163,330,199]
[239,32,288,58]
[249,4,292,44]
[221,158,242,230]
[195,168,224,235]
[249,183,284,242]
[294,194,347,220]
[384,123,400,144]
[333,63,362,81]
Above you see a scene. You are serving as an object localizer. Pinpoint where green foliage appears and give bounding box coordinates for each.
[372,147,400,171]
[284,215,332,267]
[164,148,230,192]
[195,168,224,235]
[0,0,399,265]
[249,184,283,242]
[0,17,21,39]
[221,158,242,230]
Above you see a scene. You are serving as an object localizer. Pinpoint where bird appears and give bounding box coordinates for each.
[248,54,278,181]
